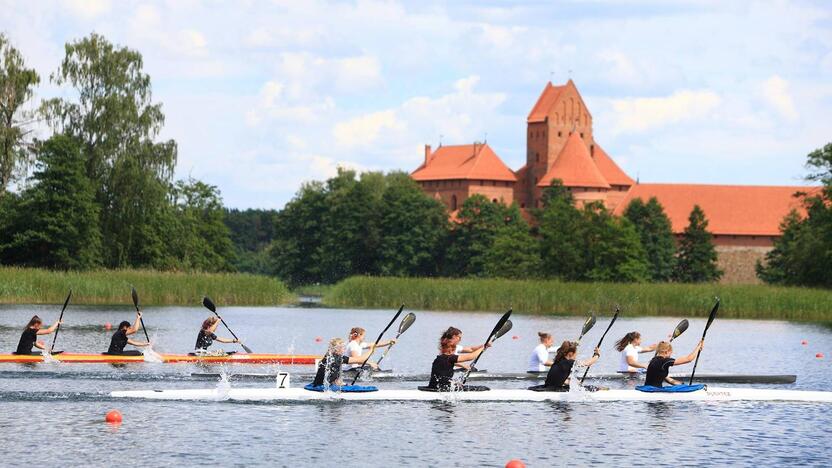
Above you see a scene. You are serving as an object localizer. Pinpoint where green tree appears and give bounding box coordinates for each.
[268,181,328,286]
[623,197,676,281]
[536,180,587,280]
[756,210,806,285]
[223,208,278,274]
[581,202,650,282]
[0,33,40,195]
[42,33,177,268]
[673,205,722,282]
[170,179,236,272]
[481,204,541,279]
[0,134,101,269]
[377,173,449,276]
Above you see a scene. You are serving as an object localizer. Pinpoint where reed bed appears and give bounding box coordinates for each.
[325,276,832,322]
[0,267,293,306]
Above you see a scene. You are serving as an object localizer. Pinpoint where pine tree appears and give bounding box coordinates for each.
[536,180,587,280]
[623,197,676,281]
[481,204,541,278]
[0,134,102,269]
[673,205,722,282]
[582,202,651,282]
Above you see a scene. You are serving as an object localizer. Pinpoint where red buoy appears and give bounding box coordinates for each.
[801,340,808,345]
[506,460,526,468]
[104,322,112,331]
[512,335,520,340]
[817,353,824,359]
[314,336,323,343]
[105,410,122,424]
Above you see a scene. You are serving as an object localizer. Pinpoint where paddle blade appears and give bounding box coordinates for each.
[494,320,513,341]
[62,290,72,311]
[705,298,720,332]
[580,314,597,338]
[240,342,254,354]
[202,296,217,313]
[398,313,416,335]
[131,287,139,309]
[671,319,689,341]
[487,309,513,343]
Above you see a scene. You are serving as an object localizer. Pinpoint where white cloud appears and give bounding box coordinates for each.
[760,75,798,122]
[64,0,111,20]
[333,110,404,148]
[606,90,722,134]
[597,50,643,86]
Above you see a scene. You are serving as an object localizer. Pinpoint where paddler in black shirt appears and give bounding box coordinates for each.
[14,315,61,355]
[195,317,238,351]
[426,327,490,391]
[106,311,150,355]
[644,340,704,387]
[311,338,379,387]
[535,341,600,391]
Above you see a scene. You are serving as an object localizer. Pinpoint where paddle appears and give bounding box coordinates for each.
[670,319,689,342]
[689,298,720,385]
[350,304,405,385]
[375,312,416,367]
[131,287,151,343]
[49,290,72,354]
[461,309,513,385]
[579,307,620,385]
[202,296,254,353]
[576,314,597,345]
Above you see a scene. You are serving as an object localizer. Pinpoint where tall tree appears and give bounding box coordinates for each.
[0,134,101,269]
[755,210,809,285]
[673,205,722,283]
[170,179,236,272]
[0,33,40,195]
[481,204,541,279]
[582,202,651,282]
[377,173,449,276]
[623,197,676,281]
[42,33,177,268]
[536,180,587,280]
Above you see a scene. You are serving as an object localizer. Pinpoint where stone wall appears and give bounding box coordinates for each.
[716,246,770,284]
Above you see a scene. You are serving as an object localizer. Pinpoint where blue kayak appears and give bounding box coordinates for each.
[635,384,706,393]
[303,383,379,393]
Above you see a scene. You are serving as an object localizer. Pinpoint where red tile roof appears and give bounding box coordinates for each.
[592,144,634,186]
[538,133,610,189]
[613,184,815,236]
[527,81,566,123]
[411,143,517,182]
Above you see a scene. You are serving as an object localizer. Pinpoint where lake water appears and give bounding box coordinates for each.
[0,305,830,467]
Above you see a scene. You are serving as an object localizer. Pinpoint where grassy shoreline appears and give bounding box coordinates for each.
[324,276,832,322]
[0,267,293,306]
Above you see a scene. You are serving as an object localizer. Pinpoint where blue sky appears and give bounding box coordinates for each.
[2,0,831,208]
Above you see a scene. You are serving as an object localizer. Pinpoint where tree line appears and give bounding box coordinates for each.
[0,33,233,271]
[259,168,724,286]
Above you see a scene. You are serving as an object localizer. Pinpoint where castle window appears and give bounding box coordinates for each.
[492,198,498,203]
[580,132,584,138]
[451,195,458,211]
[558,131,562,137]
[535,153,540,163]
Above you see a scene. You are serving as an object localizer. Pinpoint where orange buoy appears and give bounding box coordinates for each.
[314,336,323,343]
[505,460,526,468]
[512,335,520,340]
[104,322,112,331]
[105,410,122,424]
[801,340,808,345]
[817,353,824,359]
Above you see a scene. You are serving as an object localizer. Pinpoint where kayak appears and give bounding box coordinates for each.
[110,386,832,403]
[0,353,318,365]
[190,372,797,384]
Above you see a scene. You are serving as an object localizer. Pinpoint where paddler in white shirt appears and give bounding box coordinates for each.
[614,331,658,372]
[343,327,395,371]
[528,332,555,373]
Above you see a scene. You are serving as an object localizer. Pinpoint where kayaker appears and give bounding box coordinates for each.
[312,338,379,386]
[614,331,658,372]
[13,315,61,355]
[426,328,490,391]
[442,326,484,371]
[538,340,600,391]
[344,327,395,370]
[106,311,150,355]
[528,332,555,373]
[644,340,704,387]
[195,317,238,351]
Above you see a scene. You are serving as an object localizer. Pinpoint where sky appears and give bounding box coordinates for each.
[1,0,831,209]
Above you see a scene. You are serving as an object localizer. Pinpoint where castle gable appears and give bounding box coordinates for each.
[411,143,516,182]
[538,132,610,189]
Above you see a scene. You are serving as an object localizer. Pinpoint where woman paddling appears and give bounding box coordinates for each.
[106,311,150,355]
[614,332,658,373]
[441,326,485,371]
[311,338,379,387]
[195,317,238,352]
[344,327,395,371]
[528,332,555,373]
[424,327,490,392]
[532,341,600,391]
[644,340,704,387]
[13,316,61,355]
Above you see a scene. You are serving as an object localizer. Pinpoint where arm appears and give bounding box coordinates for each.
[210,320,222,333]
[672,341,704,366]
[346,348,379,369]
[456,346,487,363]
[640,343,657,353]
[665,376,682,385]
[626,355,647,369]
[127,338,149,347]
[37,321,61,335]
[34,340,46,350]
[578,347,601,367]
[215,337,238,344]
[127,312,143,335]
[460,344,483,353]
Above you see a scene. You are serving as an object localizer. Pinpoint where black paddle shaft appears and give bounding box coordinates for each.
[689,299,720,385]
[49,290,72,354]
[202,296,253,353]
[131,287,151,342]
[350,304,405,385]
[579,307,620,385]
[461,309,512,384]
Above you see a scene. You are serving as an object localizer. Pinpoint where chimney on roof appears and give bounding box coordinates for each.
[424,144,432,165]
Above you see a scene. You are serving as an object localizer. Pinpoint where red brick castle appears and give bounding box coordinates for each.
[411,80,812,283]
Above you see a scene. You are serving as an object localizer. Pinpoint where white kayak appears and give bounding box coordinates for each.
[110,386,832,403]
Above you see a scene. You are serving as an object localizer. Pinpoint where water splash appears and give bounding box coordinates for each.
[141,338,163,363]
[214,368,231,400]
[40,348,58,364]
